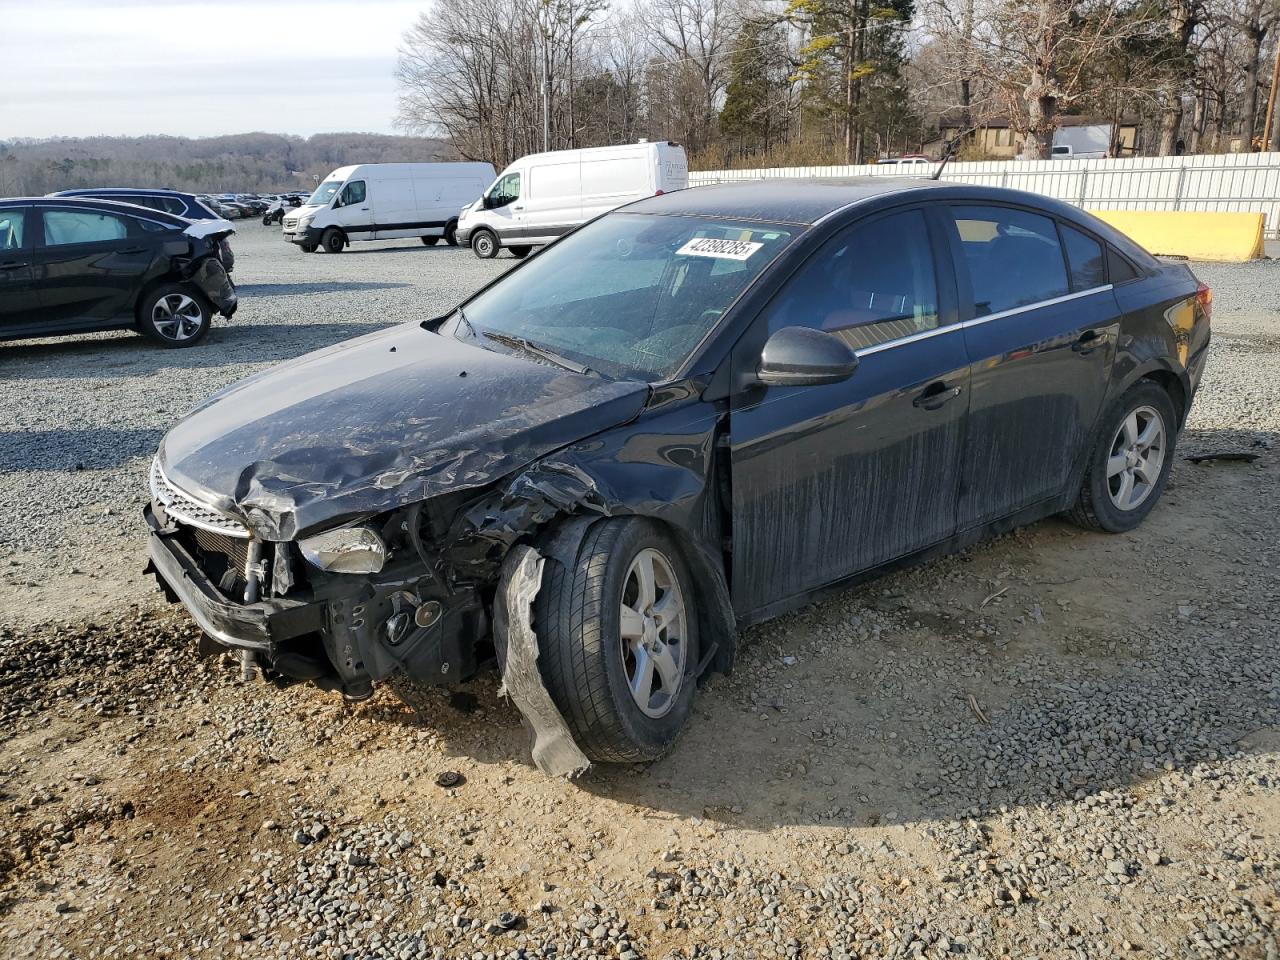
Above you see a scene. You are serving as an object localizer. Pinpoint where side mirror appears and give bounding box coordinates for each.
[757,326,859,387]
[482,194,496,210]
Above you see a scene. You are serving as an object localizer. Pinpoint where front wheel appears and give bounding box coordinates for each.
[508,245,532,259]
[471,229,499,259]
[533,519,698,763]
[421,236,440,246]
[138,284,211,348]
[321,228,345,254]
[1068,381,1177,533]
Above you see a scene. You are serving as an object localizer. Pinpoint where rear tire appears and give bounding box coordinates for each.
[533,518,698,763]
[471,229,499,259]
[421,236,440,246]
[1068,380,1177,533]
[444,221,458,246]
[138,283,211,348]
[508,245,532,259]
[321,228,345,254]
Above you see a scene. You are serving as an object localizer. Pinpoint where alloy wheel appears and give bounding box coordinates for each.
[151,294,204,342]
[618,548,687,719]
[1106,404,1166,511]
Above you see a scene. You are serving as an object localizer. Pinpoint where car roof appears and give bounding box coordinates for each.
[0,196,191,225]
[50,187,194,198]
[625,179,953,225]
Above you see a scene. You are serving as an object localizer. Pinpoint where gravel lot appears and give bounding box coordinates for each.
[1,227,1278,959]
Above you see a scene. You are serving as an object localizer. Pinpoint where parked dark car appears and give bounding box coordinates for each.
[0,197,237,347]
[50,188,236,272]
[145,180,1210,767]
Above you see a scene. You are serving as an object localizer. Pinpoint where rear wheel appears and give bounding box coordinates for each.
[508,245,532,259]
[444,221,458,246]
[138,284,211,348]
[321,228,345,254]
[421,236,440,246]
[471,229,499,259]
[1068,380,1177,533]
[533,518,698,763]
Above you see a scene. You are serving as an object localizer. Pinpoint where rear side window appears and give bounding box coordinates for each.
[951,205,1069,317]
[43,209,129,246]
[1108,246,1140,283]
[1059,223,1107,290]
[766,208,940,350]
[0,209,26,249]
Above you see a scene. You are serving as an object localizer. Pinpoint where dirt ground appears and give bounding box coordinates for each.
[1,249,1278,960]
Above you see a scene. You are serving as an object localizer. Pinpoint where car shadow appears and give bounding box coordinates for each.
[0,322,390,377]
[0,427,165,473]
[360,428,1278,830]
[233,281,412,297]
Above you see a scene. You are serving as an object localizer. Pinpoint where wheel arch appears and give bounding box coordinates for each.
[133,275,208,326]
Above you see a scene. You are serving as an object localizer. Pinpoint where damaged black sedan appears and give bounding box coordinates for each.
[145,181,1210,771]
[0,197,236,346]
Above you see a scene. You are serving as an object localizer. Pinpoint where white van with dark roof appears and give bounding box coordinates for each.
[454,141,688,259]
[283,162,496,254]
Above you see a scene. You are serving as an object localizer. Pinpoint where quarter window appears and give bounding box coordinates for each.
[766,209,940,351]
[43,209,129,246]
[1107,246,1140,284]
[952,205,1069,317]
[1059,223,1107,290]
[0,209,26,250]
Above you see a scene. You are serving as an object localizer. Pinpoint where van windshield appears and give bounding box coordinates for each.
[448,212,797,381]
[307,181,343,206]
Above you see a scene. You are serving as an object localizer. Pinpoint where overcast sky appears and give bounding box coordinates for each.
[0,0,427,140]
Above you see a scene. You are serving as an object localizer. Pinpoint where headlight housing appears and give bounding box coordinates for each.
[298,526,387,574]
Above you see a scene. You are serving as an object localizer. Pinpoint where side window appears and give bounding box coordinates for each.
[766,208,940,352]
[951,205,1069,317]
[487,173,521,208]
[0,209,27,250]
[43,209,130,246]
[1107,246,1140,284]
[162,197,187,215]
[338,180,366,207]
[1059,223,1107,290]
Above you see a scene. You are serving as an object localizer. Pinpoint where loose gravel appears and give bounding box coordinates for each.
[1,235,1278,959]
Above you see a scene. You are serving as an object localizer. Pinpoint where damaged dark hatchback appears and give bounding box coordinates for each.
[0,197,237,347]
[146,180,1210,770]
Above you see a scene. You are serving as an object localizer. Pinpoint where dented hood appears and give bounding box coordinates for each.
[158,323,649,540]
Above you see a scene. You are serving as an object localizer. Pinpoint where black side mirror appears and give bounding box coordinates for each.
[757,326,859,387]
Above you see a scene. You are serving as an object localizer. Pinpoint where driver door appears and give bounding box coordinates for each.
[332,180,372,240]
[482,172,524,238]
[728,207,970,616]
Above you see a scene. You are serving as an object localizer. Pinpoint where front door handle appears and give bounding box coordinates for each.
[119,246,147,254]
[913,381,963,410]
[1073,329,1108,354]
[0,260,26,270]
[513,204,525,210]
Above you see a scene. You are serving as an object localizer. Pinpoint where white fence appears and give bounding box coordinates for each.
[689,153,1280,238]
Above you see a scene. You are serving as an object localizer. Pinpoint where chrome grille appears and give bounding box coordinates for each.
[283,217,298,230]
[149,458,250,538]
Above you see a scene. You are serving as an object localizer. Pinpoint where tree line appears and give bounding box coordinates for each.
[395,0,1280,167]
[0,133,454,197]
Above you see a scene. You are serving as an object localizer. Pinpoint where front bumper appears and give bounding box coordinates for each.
[453,220,475,246]
[283,224,323,246]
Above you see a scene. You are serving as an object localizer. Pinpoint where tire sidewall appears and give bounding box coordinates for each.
[472,230,498,259]
[322,228,345,254]
[587,521,698,756]
[139,283,211,348]
[1083,382,1178,532]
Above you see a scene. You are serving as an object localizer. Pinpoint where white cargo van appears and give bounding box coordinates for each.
[454,141,688,259]
[283,162,496,254]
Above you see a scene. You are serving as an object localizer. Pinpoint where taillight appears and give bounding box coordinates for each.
[655,189,664,196]
[1195,281,1212,322]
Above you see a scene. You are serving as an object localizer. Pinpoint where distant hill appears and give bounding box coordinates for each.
[0,133,458,196]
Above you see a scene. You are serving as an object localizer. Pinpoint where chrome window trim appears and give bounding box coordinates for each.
[851,284,1113,358]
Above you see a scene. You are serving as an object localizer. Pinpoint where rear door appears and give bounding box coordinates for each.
[0,207,43,334]
[32,206,160,326]
[947,204,1117,529]
[728,207,970,615]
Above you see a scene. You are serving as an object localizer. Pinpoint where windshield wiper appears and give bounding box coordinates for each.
[482,331,595,376]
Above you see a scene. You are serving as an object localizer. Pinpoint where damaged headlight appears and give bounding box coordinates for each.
[298,526,387,574]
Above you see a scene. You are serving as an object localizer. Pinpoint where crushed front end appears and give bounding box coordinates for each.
[144,457,489,699]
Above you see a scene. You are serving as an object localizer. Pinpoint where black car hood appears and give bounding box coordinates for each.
[159,323,649,540]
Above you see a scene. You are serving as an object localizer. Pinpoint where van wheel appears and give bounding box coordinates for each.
[300,243,318,253]
[138,284,211,348]
[444,222,458,246]
[321,228,345,254]
[471,229,499,259]
[508,245,532,259]
[533,518,698,763]
[421,236,439,246]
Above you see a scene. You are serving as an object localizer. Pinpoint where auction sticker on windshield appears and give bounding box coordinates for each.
[677,237,764,261]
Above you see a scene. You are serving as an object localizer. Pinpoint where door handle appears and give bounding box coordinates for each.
[513,204,525,210]
[0,260,26,270]
[119,246,146,254]
[913,381,963,410]
[1073,329,1108,354]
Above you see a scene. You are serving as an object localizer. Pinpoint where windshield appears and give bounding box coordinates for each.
[307,181,343,206]
[452,213,797,381]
